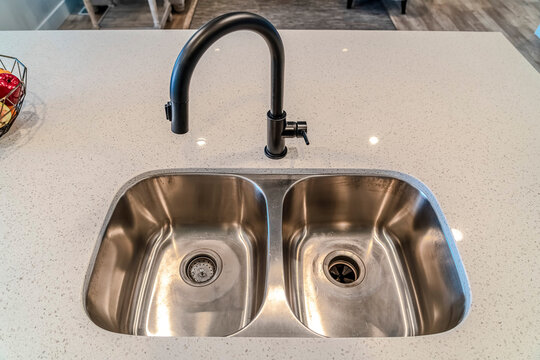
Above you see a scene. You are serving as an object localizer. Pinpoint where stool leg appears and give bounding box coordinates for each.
[401,0,407,14]
[83,0,99,28]
[148,0,160,28]
[347,0,353,9]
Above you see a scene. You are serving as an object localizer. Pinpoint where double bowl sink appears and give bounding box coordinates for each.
[84,170,470,337]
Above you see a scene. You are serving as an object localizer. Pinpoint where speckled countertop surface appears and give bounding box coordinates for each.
[0,30,539,359]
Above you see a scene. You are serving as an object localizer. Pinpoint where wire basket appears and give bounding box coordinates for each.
[0,55,27,138]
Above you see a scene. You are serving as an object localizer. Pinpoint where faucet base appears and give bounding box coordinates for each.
[264,145,287,159]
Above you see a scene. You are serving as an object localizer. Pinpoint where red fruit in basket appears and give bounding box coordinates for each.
[0,73,22,106]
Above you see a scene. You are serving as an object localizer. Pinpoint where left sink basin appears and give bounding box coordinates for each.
[85,174,269,337]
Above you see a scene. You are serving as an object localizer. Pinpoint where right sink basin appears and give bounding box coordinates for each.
[282,175,470,337]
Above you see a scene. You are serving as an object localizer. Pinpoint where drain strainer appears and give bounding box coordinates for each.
[187,256,216,284]
[323,250,366,287]
[180,249,222,287]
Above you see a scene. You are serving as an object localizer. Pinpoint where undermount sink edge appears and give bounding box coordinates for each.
[83,169,471,338]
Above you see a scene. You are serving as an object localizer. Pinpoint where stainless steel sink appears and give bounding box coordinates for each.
[85,170,470,338]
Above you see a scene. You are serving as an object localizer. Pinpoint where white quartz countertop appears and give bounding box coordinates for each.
[0,30,539,359]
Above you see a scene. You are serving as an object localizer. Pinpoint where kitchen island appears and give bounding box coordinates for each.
[0,30,539,359]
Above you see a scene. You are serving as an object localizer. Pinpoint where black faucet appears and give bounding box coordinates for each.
[165,12,309,159]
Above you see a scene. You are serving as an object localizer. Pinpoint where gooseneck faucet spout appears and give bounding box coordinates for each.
[165,12,308,159]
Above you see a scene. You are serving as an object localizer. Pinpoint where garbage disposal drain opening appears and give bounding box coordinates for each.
[328,256,359,284]
[323,251,366,287]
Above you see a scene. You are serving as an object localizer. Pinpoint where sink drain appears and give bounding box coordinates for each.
[328,258,359,284]
[180,249,222,287]
[187,256,216,284]
[323,251,365,287]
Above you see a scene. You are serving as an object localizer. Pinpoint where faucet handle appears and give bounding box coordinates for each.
[299,130,309,145]
[283,121,309,145]
[296,121,309,145]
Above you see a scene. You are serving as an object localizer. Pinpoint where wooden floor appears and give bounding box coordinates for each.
[190,0,395,30]
[382,0,540,71]
[59,0,540,71]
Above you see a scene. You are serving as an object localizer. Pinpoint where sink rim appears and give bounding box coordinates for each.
[82,168,472,338]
